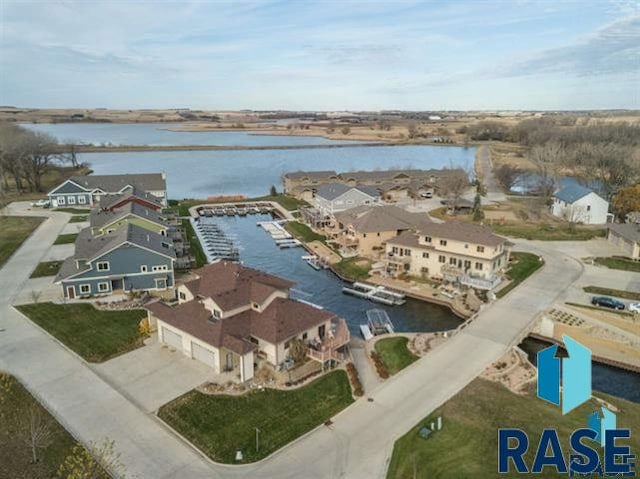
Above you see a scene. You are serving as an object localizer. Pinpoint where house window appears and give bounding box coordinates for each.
[98,282,109,292]
[440,240,447,246]
[284,340,292,350]
[78,195,86,204]
[403,248,411,256]
[587,205,591,211]
[79,284,91,294]
[464,260,471,269]
[464,244,469,249]
[57,196,66,205]
[424,236,432,243]
[140,265,148,273]
[302,332,308,340]
[475,262,483,271]
[96,261,110,271]
[477,246,485,253]
[252,302,260,310]
[68,196,76,205]
[363,233,367,238]
[179,291,186,300]
[152,265,168,272]
[420,267,429,273]
[318,324,326,338]
[449,257,457,265]
[422,252,429,258]
[155,278,167,290]
[438,255,446,263]
[213,309,221,318]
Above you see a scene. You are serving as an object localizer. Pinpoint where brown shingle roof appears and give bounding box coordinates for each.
[417,221,506,247]
[334,205,431,233]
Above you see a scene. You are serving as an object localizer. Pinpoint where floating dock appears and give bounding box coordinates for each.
[364,309,395,335]
[258,220,302,249]
[342,282,406,306]
[192,217,239,262]
[301,254,327,270]
[197,202,276,218]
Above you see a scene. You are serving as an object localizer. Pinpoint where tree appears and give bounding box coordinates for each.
[527,142,562,204]
[439,168,469,213]
[407,122,420,139]
[494,164,522,192]
[612,183,640,220]
[340,126,351,135]
[472,193,484,222]
[57,439,125,479]
[326,121,336,134]
[288,338,308,365]
[269,184,278,196]
[17,404,54,464]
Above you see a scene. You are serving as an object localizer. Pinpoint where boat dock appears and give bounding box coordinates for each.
[192,217,239,263]
[301,254,328,270]
[360,309,395,339]
[342,282,406,306]
[197,202,276,218]
[258,220,301,249]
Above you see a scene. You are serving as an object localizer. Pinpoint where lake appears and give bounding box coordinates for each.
[23,122,476,199]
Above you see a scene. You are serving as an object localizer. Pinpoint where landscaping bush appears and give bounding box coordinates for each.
[370,351,390,379]
[346,363,364,397]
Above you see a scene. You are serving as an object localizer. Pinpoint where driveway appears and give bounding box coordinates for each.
[14,276,62,305]
[93,336,223,413]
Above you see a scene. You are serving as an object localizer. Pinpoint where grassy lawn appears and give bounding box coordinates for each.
[333,256,372,281]
[491,223,606,241]
[54,207,91,214]
[53,233,78,245]
[593,256,640,273]
[158,370,353,463]
[182,218,207,268]
[30,260,62,278]
[0,216,44,268]
[284,221,326,243]
[496,252,544,299]
[251,194,309,211]
[583,286,640,302]
[374,337,418,375]
[387,379,640,479]
[16,302,147,362]
[68,214,88,223]
[0,372,109,479]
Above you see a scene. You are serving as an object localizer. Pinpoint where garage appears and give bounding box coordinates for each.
[191,342,217,369]
[162,327,183,350]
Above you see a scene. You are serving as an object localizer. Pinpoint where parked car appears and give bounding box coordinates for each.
[629,302,640,313]
[419,191,433,199]
[30,199,50,208]
[591,296,625,310]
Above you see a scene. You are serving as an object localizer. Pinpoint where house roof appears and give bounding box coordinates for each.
[55,224,175,281]
[148,297,334,354]
[334,205,432,233]
[99,189,163,211]
[415,221,507,247]
[183,262,294,311]
[285,168,458,183]
[90,202,167,229]
[609,223,640,243]
[284,170,338,180]
[553,184,597,204]
[69,173,166,193]
[315,183,379,201]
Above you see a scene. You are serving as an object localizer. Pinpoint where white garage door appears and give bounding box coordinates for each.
[192,342,217,368]
[162,327,182,350]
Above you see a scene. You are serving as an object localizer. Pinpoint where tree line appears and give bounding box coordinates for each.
[0,122,81,196]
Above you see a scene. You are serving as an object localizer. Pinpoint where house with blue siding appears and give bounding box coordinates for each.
[55,223,176,299]
[48,173,167,209]
[89,202,170,236]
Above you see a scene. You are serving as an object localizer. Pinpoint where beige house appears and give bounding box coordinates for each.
[608,224,640,260]
[147,262,349,381]
[385,222,511,290]
[330,205,432,258]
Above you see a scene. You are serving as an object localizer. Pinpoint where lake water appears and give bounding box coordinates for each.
[21,122,364,147]
[201,213,463,334]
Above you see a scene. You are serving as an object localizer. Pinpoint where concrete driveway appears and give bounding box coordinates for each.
[92,335,223,412]
[41,244,74,261]
[14,276,62,305]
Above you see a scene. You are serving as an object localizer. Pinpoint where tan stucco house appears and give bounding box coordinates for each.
[608,224,640,260]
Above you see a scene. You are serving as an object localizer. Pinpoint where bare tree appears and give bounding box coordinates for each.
[440,168,469,212]
[527,142,562,204]
[494,164,522,192]
[57,439,126,479]
[17,404,55,464]
[407,122,420,139]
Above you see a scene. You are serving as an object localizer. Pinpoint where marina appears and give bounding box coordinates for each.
[197,202,276,217]
[191,217,239,262]
[258,220,302,249]
[342,281,407,306]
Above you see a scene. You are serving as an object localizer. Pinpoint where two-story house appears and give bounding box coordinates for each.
[89,202,169,236]
[48,173,167,208]
[55,223,176,298]
[550,184,609,225]
[312,183,380,217]
[146,262,350,382]
[385,222,510,290]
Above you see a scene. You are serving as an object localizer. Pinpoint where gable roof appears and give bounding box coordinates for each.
[554,184,598,204]
[183,262,294,311]
[334,205,431,233]
[416,221,506,247]
[609,223,640,243]
[90,202,167,229]
[99,189,163,211]
[68,173,166,193]
[315,183,379,201]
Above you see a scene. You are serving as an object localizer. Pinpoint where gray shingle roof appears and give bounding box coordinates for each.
[554,184,596,204]
[415,221,506,247]
[99,189,163,210]
[70,173,166,193]
[315,183,379,201]
[609,223,640,243]
[334,205,431,233]
[90,202,167,229]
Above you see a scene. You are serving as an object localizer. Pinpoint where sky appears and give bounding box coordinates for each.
[0,0,638,111]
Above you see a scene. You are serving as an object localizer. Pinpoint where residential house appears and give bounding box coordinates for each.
[55,223,176,298]
[330,205,432,257]
[89,202,169,236]
[607,224,640,260]
[385,222,510,290]
[99,189,164,212]
[312,183,380,216]
[48,173,167,208]
[146,262,349,382]
[551,184,609,225]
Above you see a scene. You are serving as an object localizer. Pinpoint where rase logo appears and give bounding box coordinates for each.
[498,335,636,476]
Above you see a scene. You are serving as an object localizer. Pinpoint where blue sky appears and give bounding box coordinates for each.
[1,0,638,110]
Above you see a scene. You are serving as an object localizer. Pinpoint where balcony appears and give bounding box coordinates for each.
[460,274,502,291]
[385,252,411,264]
[307,318,350,363]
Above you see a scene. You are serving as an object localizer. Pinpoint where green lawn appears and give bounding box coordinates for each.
[158,370,354,463]
[251,194,309,211]
[387,379,640,479]
[583,285,640,301]
[0,216,44,268]
[333,256,372,281]
[30,260,62,278]
[0,373,109,479]
[16,302,147,362]
[54,207,91,214]
[53,233,78,245]
[491,223,606,241]
[68,215,88,223]
[496,252,544,298]
[284,221,326,243]
[374,337,418,375]
[182,218,207,268]
[593,256,640,273]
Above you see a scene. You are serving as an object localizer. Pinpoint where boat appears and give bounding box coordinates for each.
[302,254,322,270]
[342,282,406,306]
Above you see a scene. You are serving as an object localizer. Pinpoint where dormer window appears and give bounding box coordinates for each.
[252,302,260,310]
